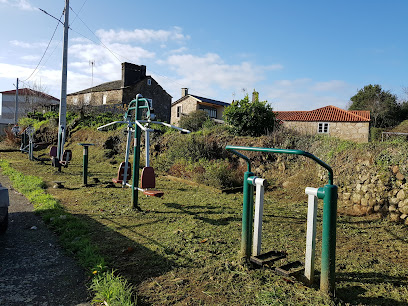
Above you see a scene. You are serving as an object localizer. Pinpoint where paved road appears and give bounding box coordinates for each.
[0,172,91,306]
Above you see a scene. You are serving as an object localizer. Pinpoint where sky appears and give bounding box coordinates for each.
[0,0,407,111]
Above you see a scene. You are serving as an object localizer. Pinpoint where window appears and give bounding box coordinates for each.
[147,78,152,86]
[148,99,153,108]
[199,105,217,118]
[318,122,329,134]
[177,105,182,118]
[102,95,107,105]
[84,93,91,105]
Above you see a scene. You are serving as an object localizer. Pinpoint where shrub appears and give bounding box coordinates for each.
[223,92,276,136]
[178,110,209,132]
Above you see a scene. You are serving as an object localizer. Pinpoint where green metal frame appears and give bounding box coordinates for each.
[125,94,152,211]
[225,145,337,295]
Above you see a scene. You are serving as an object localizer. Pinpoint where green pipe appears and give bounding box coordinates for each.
[227,149,251,172]
[318,184,338,295]
[132,101,142,211]
[226,145,333,185]
[241,171,254,258]
[83,146,88,186]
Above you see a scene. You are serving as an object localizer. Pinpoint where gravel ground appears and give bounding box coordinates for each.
[0,172,91,306]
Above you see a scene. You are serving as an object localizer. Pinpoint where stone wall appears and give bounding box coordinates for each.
[284,121,369,143]
[170,96,199,125]
[66,89,122,107]
[316,158,408,225]
[122,77,172,123]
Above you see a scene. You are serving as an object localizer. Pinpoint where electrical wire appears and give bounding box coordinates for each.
[22,9,64,82]
[68,6,217,100]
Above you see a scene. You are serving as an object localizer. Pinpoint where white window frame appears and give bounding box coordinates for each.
[102,94,107,105]
[318,122,329,134]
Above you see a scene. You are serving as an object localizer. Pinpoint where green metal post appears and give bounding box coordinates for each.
[318,184,338,295]
[242,171,254,258]
[79,143,94,187]
[83,146,88,185]
[132,104,142,211]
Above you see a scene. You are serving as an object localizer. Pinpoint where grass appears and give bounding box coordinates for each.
[1,138,408,305]
[0,158,136,305]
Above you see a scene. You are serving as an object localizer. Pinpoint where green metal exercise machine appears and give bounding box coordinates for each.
[226,145,337,296]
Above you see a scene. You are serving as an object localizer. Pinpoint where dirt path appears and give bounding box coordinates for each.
[0,172,91,305]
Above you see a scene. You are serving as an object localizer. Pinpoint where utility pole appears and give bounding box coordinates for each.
[14,78,19,124]
[57,0,69,160]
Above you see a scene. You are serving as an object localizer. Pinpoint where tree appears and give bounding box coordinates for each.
[349,84,400,128]
[178,110,209,132]
[223,90,276,136]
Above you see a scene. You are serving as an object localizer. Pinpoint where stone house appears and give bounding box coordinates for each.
[274,105,371,143]
[171,88,230,126]
[67,62,172,122]
[0,88,59,135]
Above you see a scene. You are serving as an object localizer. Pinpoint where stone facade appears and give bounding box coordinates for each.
[67,63,172,122]
[284,121,369,143]
[171,88,228,126]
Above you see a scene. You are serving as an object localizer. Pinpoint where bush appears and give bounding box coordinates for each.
[178,110,209,132]
[370,127,385,142]
[223,92,276,136]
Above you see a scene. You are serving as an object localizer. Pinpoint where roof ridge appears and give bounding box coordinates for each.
[277,105,370,122]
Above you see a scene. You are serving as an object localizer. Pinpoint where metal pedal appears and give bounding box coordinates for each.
[275,261,304,277]
[250,250,287,266]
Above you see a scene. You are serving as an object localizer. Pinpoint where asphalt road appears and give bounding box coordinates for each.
[0,172,91,306]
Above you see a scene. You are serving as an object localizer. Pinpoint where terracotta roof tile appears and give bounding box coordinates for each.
[275,105,370,122]
[1,88,59,101]
[274,111,307,121]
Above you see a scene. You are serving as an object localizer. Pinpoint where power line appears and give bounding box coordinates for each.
[69,6,122,62]
[67,6,216,99]
[23,9,64,82]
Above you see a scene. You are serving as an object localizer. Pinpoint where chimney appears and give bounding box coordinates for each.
[121,63,146,87]
[252,89,259,102]
[181,88,188,97]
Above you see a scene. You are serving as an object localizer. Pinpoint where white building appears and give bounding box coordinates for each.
[0,88,59,135]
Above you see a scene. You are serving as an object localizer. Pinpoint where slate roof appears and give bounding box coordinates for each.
[67,80,122,95]
[172,94,230,107]
[1,88,59,102]
[275,105,370,122]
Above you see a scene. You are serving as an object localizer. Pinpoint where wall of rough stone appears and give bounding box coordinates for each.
[66,90,122,107]
[170,96,199,125]
[284,121,369,143]
[316,158,408,225]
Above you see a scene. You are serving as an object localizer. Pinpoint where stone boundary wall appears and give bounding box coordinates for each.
[318,161,408,225]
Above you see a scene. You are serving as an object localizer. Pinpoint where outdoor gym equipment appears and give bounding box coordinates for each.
[19,125,36,161]
[97,94,190,210]
[78,143,95,186]
[225,145,337,295]
[49,146,72,171]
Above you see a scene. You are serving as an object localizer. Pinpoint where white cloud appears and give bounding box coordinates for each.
[161,53,280,97]
[264,78,355,111]
[21,55,40,61]
[1,0,36,11]
[10,40,47,48]
[312,80,349,92]
[96,26,190,44]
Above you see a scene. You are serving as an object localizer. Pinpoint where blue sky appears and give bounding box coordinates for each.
[0,0,407,111]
